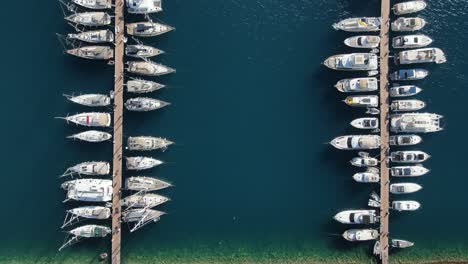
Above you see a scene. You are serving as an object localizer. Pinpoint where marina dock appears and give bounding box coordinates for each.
[379,0,391,263]
[111,0,125,263]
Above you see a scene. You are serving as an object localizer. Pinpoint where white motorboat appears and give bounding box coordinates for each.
[335,77,378,93]
[390,69,428,81]
[62,206,111,228]
[125,97,170,111]
[393,1,427,15]
[390,135,422,146]
[126,79,165,93]
[390,85,422,97]
[392,17,426,32]
[126,156,163,170]
[59,224,110,251]
[390,183,423,194]
[122,209,165,232]
[342,229,379,242]
[72,0,112,9]
[391,164,429,177]
[67,30,114,43]
[390,151,430,163]
[127,61,175,76]
[350,152,378,167]
[391,99,426,112]
[125,176,172,191]
[126,0,162,14]
[397,48,447,64]
[67,130,112,143]
[61,179,112,202]
[323,53,378,71]
[56,112,111,127]
[64,94,111,107]
[391,113,443,133]
[350,117,379,130]
[330,135,381,150]
[62,161,110,177]
[344,35,380,49]
[126,22,174,37]
[126,44,164,58]
[392,201,421,211]
[333,210,378,224]
[127,136,173,151]
[391,239,415,248]
[353,168,380,183]
[65,12,112,27]
[392,34,433,49]
[67,46,114,60]
[121,193,169,208]
[344,95,379,108]
[333,17,381,32]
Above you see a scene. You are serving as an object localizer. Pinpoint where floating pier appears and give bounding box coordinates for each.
[111,0,125,263]
[378,0,391,263]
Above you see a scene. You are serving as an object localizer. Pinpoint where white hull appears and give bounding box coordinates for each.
[350,118,379,129]
[67,130,112,142]
[391,151,430,163]
[391,164,429,177]
[121,193,169,208]
[331,135,381,150]
[126,79,165,93]
[343,229,379,241]
[335,77,378,93]
[392,200,421,211]
[126,156,163,170]
[390,183,422,194]
[334,210,377,224]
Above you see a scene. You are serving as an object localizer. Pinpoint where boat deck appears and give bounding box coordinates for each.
[379,0,390,263]
[111,0,125,263]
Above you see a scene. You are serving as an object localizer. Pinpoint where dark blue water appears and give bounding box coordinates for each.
[0,0,467,263]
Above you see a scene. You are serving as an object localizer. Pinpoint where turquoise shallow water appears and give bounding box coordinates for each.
[0,0,468,263]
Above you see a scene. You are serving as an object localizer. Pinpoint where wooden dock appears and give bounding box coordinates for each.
[111,0,125,263]
[379,0,391,263]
